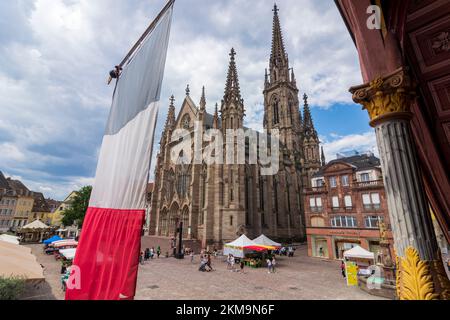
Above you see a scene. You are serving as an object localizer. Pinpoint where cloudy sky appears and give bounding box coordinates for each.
[0,0,377,200]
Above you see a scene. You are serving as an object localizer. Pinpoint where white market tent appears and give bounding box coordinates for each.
[59,248,77,260]
[0,234,20,245]
[22,220,50,230]
[253,235,282,248]
[223,235,258,258]
[343,245,375,260]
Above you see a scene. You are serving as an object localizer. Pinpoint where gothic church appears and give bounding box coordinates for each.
[149,5,322,247]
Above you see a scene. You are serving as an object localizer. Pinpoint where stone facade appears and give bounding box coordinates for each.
[149,6,321,248]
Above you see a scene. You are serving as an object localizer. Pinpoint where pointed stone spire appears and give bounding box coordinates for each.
[303,93,317,137]
[265,68,269,87]
[321,147,326,166]
[185,84,190,96]
[270,4,287,68]
[223,48,242,104]
[166,95,176,129]
[291,68,296,84]
[213,103,219,129]
[200,86,206,112]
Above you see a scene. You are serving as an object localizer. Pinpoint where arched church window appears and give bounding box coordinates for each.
[288,96,295,125]
[272,96,280,125]
[176,153,191,198]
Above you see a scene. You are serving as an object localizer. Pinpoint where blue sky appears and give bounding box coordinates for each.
[0,0,377,200]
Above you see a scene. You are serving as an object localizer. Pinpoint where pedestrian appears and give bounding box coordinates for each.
[226,254,232,270]
[341,260,346,278]
[230,255,235,271]
[240,260,245,274]
[207,254,214,271]
[266,258,272,274]
[144,248,150,261]
[139,251,144,265]
[151,247,155,259]
[271,257,276,273]
[190,251,194,263]
[157,246,161,258]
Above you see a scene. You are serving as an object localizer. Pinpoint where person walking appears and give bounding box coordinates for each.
[156,246,161,258]
[266,258,272,274]
[190,251,194,263]
[151,247,155,259]
[271,257,277,273]
[139,251,144,265]
[230,255,235,272]
[144,248,150,262]
[341,260,346,278]
[240,260,245,274]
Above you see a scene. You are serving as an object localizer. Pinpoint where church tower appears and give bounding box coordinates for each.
[221,48,245,131]
[302,94,321,185]
[220,48,247,240]
[263,4,302,152]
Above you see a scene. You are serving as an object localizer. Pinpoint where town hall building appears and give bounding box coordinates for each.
[149,5,323,248]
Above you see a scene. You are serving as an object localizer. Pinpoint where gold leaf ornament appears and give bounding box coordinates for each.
[398,247,439,300]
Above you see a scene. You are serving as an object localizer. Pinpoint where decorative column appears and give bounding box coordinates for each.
[350,67,450,300]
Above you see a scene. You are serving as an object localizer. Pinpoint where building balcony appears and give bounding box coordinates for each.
[354,180,384,189]
[310,207,323,213]
[363,204,382,211]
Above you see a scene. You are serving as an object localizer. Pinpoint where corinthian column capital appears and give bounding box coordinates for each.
[350,68,417,127]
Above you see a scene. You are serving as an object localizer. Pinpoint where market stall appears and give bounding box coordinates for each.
[223,235,257,258]
[252,235,282,250]
[17,220,52,243]
[343,245,375,270]
[43,235,62,245]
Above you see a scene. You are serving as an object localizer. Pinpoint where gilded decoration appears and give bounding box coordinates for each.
[396,247,439,300]
[349,68,416,125]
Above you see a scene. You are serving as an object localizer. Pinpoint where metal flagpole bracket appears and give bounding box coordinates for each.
[106,0,175,85]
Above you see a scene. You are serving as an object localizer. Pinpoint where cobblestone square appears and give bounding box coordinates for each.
[26,244,383,300]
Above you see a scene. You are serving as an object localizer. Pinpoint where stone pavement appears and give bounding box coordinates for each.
[135,245,385,300]
[26,244,385,300]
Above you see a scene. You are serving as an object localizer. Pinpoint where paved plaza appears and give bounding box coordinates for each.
[26,244,384,300]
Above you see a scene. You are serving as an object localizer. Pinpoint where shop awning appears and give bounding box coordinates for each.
[59,248,77,260]
[0,241,44,281]
[43,235,62,244]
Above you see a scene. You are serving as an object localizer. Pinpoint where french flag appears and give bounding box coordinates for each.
[66,1,174,300]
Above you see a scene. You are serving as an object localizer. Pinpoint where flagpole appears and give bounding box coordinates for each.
[108,0,175,84]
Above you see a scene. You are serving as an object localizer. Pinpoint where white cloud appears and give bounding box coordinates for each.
[323,131,379,162]
[0,0,368,198]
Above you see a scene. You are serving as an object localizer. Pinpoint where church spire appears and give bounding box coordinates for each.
[224,48,242,105]
[166,95,176,128]
[321,147,326,166]
[213,103,219,129]
[200,86,206,112]
[303,93,317,137]
[270,4,288,69]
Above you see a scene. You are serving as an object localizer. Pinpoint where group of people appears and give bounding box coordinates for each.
[278,246,295,257]
[139,246,161,264]
[226,254,246,273]
[198,254,214,272]
[266,256,277,273]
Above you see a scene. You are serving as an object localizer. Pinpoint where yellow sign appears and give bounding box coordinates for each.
[346,262,358,287]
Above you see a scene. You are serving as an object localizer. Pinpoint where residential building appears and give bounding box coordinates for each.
[304,152,394,260]
[51,191,77,227]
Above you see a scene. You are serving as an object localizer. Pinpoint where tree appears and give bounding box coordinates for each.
[61,186,92,228]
